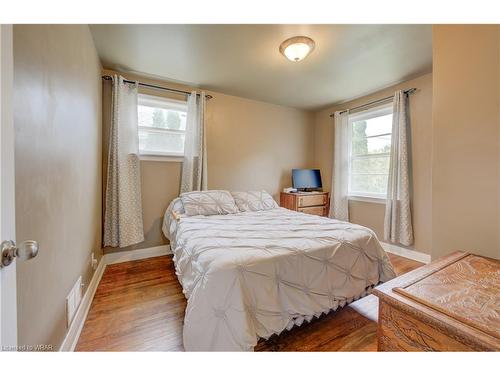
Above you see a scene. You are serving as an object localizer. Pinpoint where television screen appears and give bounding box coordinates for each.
[292,169,322,190]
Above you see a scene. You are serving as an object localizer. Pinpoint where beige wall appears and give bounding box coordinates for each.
[102,70,315,254]
[432,25,500,260]
[14,25,102,349]
[313,73,433,255]
[206,92,314,195]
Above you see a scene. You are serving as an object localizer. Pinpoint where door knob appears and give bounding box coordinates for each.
[1,240,39,267]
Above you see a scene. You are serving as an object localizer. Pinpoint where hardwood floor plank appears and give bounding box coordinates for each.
[76,252,422,351]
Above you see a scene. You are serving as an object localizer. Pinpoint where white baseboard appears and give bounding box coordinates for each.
[104,244,171,265]
[59,244,171,351]
[59,257,106,351]
[381,242,431,264]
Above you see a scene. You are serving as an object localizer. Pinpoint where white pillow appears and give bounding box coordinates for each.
[231,191,278,212]
[163,197,185,241]
[180,190,239,216]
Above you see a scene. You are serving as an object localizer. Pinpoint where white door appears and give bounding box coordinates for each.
[0,24,17,351]
[0,24,38,352]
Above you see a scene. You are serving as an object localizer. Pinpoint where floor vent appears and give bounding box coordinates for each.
[66,276,82,327]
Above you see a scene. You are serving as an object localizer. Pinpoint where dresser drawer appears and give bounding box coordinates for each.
[297,194,326,207]
[298,206,327,216]
[280,191,329,217]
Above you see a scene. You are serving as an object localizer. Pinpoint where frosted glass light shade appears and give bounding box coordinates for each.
[279,36,315,62]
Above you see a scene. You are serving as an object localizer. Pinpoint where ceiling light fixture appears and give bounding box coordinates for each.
[279,36,315,62]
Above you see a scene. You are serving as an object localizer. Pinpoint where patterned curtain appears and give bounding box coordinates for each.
[329,110,350,221]
[180,91,207,193]
[103,75,144,248]
[384,90,413,246]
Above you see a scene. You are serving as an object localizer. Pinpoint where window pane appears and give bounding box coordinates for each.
[352,133,392,156]
[350,174,388,195]
[139,129,185,154]
[137,96,187,156]
[351,155,390,174]
[349,109,393,197]
[352,113,392,137]
[138,105,187,131]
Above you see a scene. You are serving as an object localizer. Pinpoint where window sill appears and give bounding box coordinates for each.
[348,195,386,204]
[139,154,184,162]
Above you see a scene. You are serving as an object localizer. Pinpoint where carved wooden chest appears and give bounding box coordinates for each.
[373,251,500,351]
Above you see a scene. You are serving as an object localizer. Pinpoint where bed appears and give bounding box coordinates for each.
[162,191,396,351]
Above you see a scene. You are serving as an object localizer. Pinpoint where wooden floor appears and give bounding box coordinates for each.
[76,253,423,351]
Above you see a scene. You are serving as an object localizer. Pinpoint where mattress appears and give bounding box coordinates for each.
[162,205,396,351]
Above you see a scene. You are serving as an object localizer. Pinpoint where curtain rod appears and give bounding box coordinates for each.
[101,75,213,100]
[329,88,417,118]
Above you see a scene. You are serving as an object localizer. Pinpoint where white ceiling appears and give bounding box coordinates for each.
[90,25,432,110]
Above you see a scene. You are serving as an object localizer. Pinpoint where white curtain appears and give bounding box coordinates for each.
[180,91,207,193]
[384,90,413,246]
[329,111,350,221]
[103,75,144,248]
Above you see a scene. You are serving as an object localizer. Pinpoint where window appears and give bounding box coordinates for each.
[348,104,393,199]
[137,94,187,158]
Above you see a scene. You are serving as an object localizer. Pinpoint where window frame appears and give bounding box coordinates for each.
[137,93,188,160]
[347,103,393,201]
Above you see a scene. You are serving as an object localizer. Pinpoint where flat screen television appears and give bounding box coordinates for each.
[292,169,322,191]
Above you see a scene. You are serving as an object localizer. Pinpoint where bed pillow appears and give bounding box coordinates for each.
[163,197,185,241]
[231,191,279,212]
[180,190,239,216]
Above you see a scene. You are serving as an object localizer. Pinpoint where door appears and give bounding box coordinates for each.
[0,24,39,352]
[0,24,17,351]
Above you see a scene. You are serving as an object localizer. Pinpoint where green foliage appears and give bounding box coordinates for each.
[151,109,182,130]
[350,119,391,195]
[152,109,166,128]
[352,120,368,155]
[166,111,181,130]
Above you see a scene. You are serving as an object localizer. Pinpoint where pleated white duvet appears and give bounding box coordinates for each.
[163,206,396,351]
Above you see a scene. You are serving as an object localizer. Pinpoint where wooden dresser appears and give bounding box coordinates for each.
[280,191,329,217]
[373,251,500,351]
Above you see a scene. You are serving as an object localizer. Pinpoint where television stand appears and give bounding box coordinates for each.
[296,188,322,193]
[280,191,329,217]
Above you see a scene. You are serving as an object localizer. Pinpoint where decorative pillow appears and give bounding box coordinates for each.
[231,191,278,212]
[168,197,186,215]
[180,190,239,216]
[163,197,185,241]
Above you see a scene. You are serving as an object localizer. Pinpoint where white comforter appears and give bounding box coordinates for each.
[163,207,396,351]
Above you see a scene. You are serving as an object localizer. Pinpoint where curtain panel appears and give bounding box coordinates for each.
[103,75,144,248]
[330,111,350,221]
[180,91,208,193]
[384,90,414,246]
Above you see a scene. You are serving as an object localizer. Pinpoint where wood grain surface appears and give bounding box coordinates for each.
[76,253,422,351]
[374,252,500,351]
[280,192,329,217]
